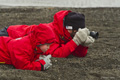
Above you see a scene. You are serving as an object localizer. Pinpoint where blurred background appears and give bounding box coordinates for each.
[0,0,120,8]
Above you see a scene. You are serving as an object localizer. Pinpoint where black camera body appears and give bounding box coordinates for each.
[90,31,99,39]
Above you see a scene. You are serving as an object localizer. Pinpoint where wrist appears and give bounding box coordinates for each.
[72,38,82,46]
[39,60,46,71]
[71,39,79,47]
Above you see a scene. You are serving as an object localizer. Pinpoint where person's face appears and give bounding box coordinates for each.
[39,43,51,53]
[67,29,77,38]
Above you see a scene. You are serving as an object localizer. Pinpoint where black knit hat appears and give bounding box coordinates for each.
[64,12,85,30]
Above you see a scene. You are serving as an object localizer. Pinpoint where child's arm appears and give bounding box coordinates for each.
[10,49,52,71]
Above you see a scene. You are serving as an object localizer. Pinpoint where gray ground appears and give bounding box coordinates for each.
[0,7,120,80]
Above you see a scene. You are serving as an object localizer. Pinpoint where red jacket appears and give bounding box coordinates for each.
[44,10,88,57]
[0,24,55,71]
[7,10,88,58]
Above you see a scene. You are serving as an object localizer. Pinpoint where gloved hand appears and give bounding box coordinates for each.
[73,28,90,46]
[39,55,52,70]
[83,36,95,47]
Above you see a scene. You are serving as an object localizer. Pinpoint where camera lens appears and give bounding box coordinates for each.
[90,31,99,39]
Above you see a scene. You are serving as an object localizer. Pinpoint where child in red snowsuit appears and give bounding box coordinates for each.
[0,24,55,71]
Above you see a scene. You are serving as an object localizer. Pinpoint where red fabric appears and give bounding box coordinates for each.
[7,10,88,58]
[7,25,36,38]
[0,24,55,71]
[44,10,88,57]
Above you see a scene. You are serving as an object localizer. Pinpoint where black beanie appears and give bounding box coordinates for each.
[64,12,85,30]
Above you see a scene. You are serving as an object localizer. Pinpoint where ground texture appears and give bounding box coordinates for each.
[0,7,120,80]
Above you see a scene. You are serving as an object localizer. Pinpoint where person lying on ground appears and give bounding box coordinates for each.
[0,24,55,71]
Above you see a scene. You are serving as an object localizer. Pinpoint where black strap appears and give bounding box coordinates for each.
[40,63,44,71]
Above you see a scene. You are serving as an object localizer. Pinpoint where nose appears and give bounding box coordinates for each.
[47,45,50,49]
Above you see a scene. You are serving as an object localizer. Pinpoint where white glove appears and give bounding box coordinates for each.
[39,55,52,70]
[83,36,95,47]
[73,28,90,46]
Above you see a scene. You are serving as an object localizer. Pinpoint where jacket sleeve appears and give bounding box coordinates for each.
[71,44,88,57]
[10,47,45,71]
[45,40,88,58]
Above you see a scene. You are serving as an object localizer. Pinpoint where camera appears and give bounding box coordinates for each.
[90,31,99,39]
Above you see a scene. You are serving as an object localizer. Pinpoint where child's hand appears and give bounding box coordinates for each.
[40,55,52,70]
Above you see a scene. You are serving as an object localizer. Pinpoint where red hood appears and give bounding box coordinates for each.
[28,24,55,49]
[52,10,71,36]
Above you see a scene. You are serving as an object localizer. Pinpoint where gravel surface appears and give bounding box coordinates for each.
[0,7,120,80]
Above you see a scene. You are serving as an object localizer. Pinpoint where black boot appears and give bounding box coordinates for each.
[0,27,8,36]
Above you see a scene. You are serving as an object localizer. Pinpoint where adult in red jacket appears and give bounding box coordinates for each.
[0,24,55,71]
[0,10,95,58]
[43,10,95,57]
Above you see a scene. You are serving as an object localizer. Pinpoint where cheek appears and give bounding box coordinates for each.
[40,45,49,53]
[70,32,77,38]
[68,30,72,34]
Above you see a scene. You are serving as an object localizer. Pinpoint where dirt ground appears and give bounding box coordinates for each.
[0,7,120,80]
